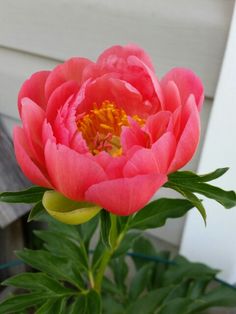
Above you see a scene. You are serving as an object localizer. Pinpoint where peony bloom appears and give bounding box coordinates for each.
[14,44,204,218]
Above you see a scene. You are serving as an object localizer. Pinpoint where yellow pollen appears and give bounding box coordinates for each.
[77,101,144,156]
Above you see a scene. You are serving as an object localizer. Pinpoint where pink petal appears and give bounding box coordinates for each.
[161,80,181,112]
[121,119,150,154]
[44,141,107,201]
[13,126,52,188]
[123,132,176,177]
[85,174,167,215]
[21,98,46,165]
[46,81,79,123]
[145,111,172,144]
[76,76,144,117]
[128,55,164,111]
[123,148,161,177]
[45,58,93,101]
[161,67,204,111]
[18,71,50,114]
[151,132,176,173]
[97,44,155,72]
[168,96,200,173]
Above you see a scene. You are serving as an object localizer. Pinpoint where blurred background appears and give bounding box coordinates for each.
[0,0,235,295]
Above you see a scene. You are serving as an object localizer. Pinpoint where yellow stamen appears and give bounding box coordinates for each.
[77,101,144,156]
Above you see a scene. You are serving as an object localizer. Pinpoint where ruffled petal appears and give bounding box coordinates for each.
[46,81,79,123]
[85,174,167,215]
[18,71,50,114]
[145,111,172,144]
[97,44,155,72]
[168,96,200,172]
[13,126,52,188]
[161,80,181,112]
[76,76,144,117]
[161,67,204,111]
[45,57,93,100]
[121,119,150,154]
[21,98,45,165]
[123,132,176,177]
[44,141,107,201]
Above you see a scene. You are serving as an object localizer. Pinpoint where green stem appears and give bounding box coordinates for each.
[93,213,133,292]
[94,248,113,292]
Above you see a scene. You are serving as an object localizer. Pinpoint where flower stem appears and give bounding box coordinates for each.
[94,248,113,292]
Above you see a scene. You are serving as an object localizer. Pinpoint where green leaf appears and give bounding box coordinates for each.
[126,287,173,314]
[166,170,236,209]
[78,214,99,248]
[129,263,152,300]
[0,292,47,313]
[3,272,74,295]
[169,186,207,223]
[34,230,88,270]
[102,277,122,296]
[110,257,128,293]
[158,298,192,314]
[0,186,48,204]
[188,285,236,313]
[16,249,83,289]
[86,290,102,314]
[163,256,218,286]
[113,231,140,258]
[168,168,229,183]
[69,291,101,314]
[27,201,45,222]
[130,198,194,230]
[100,210,111,248]
[131,236,156,270]
[102,296,124,314]
[69,295,87,314]
[35,297,68,314]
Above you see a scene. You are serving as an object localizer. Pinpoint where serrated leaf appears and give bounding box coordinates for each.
[2,272,74,295]
[27,202,45,222]
[129,263,152,299]
[0,292,47,313]
[130,198,194,230]
[0,186,48,203]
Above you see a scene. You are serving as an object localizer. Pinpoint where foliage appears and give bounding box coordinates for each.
[0,168,236,313]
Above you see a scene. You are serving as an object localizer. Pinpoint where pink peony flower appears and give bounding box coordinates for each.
[14,44,204,216]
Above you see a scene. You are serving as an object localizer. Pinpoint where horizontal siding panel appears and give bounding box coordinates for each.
[0,47,58,119]
[0,0,234,98]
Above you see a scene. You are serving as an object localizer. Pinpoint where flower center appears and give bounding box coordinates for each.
[77,101,143,156]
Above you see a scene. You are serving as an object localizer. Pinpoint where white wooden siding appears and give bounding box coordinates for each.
[180,2,236,283]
